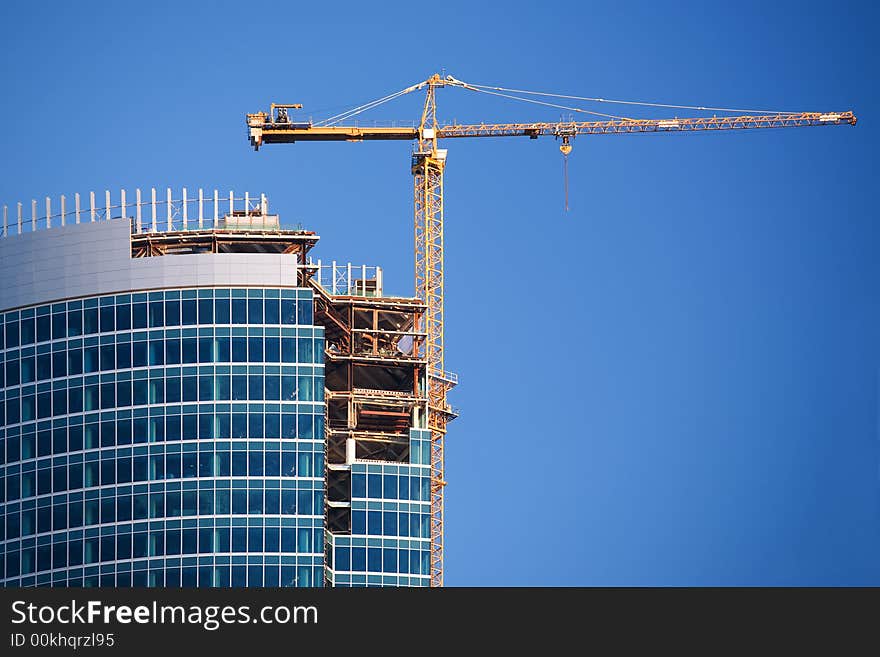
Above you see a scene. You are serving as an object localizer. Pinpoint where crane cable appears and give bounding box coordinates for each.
[312,76,805,128]
[314,81,425,127]
[447,79,633,120]
[455,79,803,116]
[447,78,625,213]
[563,146,570,212]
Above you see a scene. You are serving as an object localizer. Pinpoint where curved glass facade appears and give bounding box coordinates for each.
[0,287,325,587]
[326,430,433,587]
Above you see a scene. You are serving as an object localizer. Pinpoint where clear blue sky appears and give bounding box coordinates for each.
[1,0,877,585]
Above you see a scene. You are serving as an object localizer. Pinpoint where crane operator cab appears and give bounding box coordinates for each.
[269,103,312,129]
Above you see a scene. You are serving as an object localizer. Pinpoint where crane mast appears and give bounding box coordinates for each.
[412,75,458,587]
[246,74,856,587]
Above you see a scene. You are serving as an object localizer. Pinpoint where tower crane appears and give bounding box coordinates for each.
[246,73,856,587]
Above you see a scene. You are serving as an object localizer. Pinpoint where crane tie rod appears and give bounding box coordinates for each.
[314,81,429,127]
[450,79,806,116]
[309,74,818,128]
[445,78,632,120]
[312,76,626,127]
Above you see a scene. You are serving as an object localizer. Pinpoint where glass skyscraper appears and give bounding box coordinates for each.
[0,190,433,587]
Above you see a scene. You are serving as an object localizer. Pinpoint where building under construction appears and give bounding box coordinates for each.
[0,190,434,587]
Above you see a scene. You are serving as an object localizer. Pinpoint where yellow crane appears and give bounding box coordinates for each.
[246,73,856,587]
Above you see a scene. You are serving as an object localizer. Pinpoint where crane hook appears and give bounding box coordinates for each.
[560,136,572,157]
[560,136,572,212]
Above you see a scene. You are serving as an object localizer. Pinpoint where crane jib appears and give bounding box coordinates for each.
[248,111,855,149]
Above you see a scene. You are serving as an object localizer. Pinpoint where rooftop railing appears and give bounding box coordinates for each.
[1,188,274,238]
[309,259,384,297]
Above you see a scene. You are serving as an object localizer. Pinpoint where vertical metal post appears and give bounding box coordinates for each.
[121,189,127,219]
[2,205,7,237]
[46,197,51,229]
[362,265,367,296]
[136,189,142,233]
[316,259,322,287]
[347,263,352,295]
[105,190,111,221]
[31,200,37,232]
[332,260,337,294]
[261,193,268,216]
[198,189,204,229]
[167,188,173,231]
[75,193,81,224]
[17,202,23,234]
[213,189,219,227]
[182,187,189,230]
[151,188,157,232]
[229,191,234,217]
[90,192,96,222]
[60,195,66,227]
